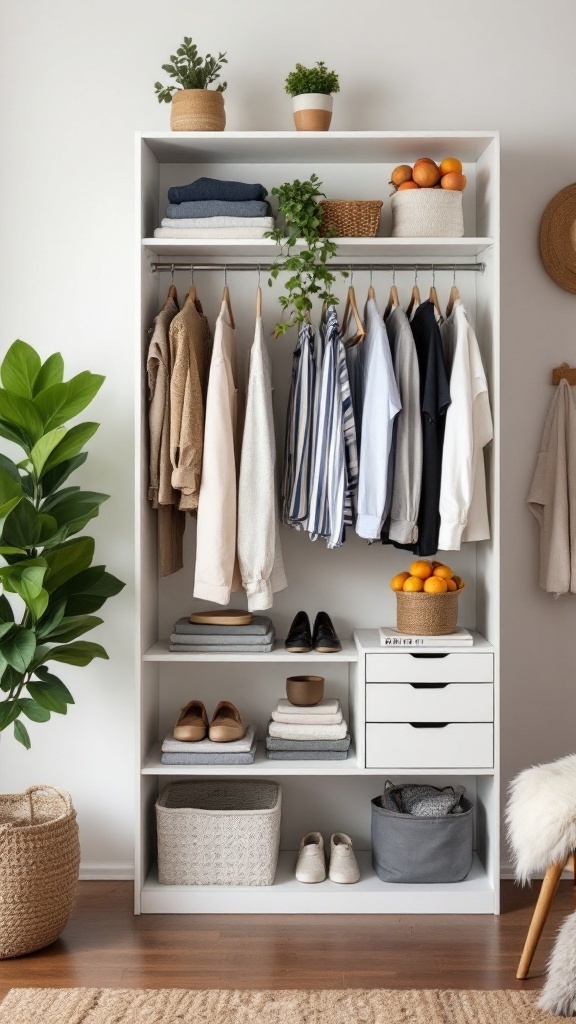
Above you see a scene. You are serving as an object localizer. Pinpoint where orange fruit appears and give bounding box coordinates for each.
[391,164,413,186]
[397,180,419,190]
[409,560,433,579]
[458,579,465,589]
[403,576,424,592]
[413,162,441,187]
[452,574,463,588]
[446,578,458,591]
[440,171,467,191]
[423,576,448,594]
[433,564,453,580]
[414,158,438,167]
[390,571,410,592]
[439,157,462,175]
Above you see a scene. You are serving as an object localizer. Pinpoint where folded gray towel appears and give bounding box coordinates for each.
[170,628,275,647]
[266,749,348,761]
[265,733,351,752]
[161,731,257,765]
[162,724,256,754]
[174,615,273,636]
[166,199,270,219]
[169,642,274,653]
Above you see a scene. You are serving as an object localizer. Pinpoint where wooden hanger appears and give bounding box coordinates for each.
[406,270,421,318]
[367,268,376,302]
[384,267,400,320]
[255,266,262,317]
[167,264,177,303]
[222,268,235,328]
[185,266,196,304]
[342,274,365,345]
[446,266,460,317]
[552,363,576,385]
[429,268,443,320]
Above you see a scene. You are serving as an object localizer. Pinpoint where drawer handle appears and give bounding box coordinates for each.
[409,653,449,660]
[409,722,449,729]
[410,683,448,690]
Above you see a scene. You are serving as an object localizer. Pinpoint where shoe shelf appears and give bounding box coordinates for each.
[143,639,358,662]
[140,852,494,915]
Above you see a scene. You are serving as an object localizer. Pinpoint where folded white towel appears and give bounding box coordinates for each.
[153,227,271,239]
[162,723,256,753]
[271,709,343,725]
[161,216,275,229]
[277,698,340,715]
[268,721,348,741]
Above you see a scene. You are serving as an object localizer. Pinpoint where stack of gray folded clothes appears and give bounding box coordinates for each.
[169,614,275,653]
[154,176,274,238]
[161,724,257,765]
[266,699,351,761]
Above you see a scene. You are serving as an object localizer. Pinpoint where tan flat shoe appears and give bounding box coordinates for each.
[209,701,245,743]
[173,700,208,742]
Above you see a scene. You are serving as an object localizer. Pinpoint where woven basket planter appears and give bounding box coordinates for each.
[156,780,281,886]
[396,586,464,635]
[391,189,464,237]
[170,89,226,132]
[0,786,80,959]
[320,200,383,237]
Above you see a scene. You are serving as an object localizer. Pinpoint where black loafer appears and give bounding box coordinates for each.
[312,611,341,653]
[285,611,312,653]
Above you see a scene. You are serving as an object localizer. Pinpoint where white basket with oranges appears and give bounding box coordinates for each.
[390,561,465,635]
[389,158,466,238]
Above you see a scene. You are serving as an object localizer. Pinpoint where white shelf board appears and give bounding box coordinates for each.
[141,852,494,914]
[143,237,493,259]
[143,639,358,663]
[355,629,495,653]
[140,131,498,164]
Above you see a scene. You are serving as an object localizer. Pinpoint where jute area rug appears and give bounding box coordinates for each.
[0,988,554,1023]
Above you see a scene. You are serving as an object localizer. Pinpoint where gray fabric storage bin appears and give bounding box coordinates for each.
[371,791,473,883]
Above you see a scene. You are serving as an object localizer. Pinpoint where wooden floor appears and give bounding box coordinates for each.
[0,880,573,996]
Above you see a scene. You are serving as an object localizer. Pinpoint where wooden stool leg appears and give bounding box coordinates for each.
[517,860,567,980]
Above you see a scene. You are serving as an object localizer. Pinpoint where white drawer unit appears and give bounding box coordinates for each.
[365,652,493,684]
[365,722,494,769]
[366,682,494,723]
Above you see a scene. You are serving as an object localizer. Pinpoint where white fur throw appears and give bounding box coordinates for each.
[539,911,576,1016]
[506,752,576,884]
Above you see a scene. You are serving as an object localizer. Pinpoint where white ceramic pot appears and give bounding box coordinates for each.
[292,93,333,131]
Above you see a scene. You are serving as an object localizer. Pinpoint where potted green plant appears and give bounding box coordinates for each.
[155,35,228,132]
[284,61,340,131]
[0,340,124,958]
[266,174,346,336]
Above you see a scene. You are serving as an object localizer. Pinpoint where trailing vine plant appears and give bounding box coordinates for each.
[265,174,346,338]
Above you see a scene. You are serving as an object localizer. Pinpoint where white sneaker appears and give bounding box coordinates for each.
[295,832,326,883]
[328,832,360,883]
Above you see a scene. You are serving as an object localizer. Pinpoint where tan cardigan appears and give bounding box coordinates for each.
[169,293,212,511]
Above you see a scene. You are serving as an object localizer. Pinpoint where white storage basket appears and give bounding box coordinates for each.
[391,188,464,237]
[156,780,281,886]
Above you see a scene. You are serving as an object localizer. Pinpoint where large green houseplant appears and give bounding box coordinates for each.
[0,340,124,750]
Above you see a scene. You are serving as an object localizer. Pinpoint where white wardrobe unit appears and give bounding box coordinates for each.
[136,131,500,915]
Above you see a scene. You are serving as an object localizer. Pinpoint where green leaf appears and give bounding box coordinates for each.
[40,490,108,541]
[0,594,14,622]
[0,558,47,610]
[27,588,49,622]
[33,372,105,430]
[34,667,74,703]
[51,565,124,615]
[14,719,31,748]
[43,537,95,592]
[0,700,21,730]
[40,453,87,494]
[0,418,30,451]
[0,390,44,445]
[0,664,20,693]
[41,422,99,476]
[0,628,35,671]
[0,465,22,519]
[30,427,67,477]
[33,353,64,396]
[47,640,108,666]
[18,698,51,723]
[41,613,102,643]
[0,341,41,399]
[0,623,14,643]
[27,680,68,714]
[35,599,66,639]
[3,500,57,549]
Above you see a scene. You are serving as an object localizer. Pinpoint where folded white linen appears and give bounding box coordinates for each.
[268,720,348,741]
[153,227,271,239]
[276,697,340,715]
[271,709,343,725]
[161,216,275,228]
[162,723,256,753]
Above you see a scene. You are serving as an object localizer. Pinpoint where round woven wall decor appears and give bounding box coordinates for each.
[539,182,576,293]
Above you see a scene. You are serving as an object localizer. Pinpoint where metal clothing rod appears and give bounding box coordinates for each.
[149,261,486,274]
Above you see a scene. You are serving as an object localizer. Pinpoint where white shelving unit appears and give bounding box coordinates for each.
[136,130,500,915]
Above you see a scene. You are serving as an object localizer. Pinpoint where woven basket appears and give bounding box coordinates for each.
[170,89,226,132]
[156,780,281,886]
[391,189,464,237]
[396,587,464,635]
[320,200,383,237]
[0,786,80,959]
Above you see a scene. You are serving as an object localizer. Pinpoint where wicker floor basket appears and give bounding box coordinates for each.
[156,780,281,886]
[0,786,80,959]
[320,200,383,237]
[396,587,463,635]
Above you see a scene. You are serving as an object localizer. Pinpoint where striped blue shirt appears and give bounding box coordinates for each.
[281,323,317,529]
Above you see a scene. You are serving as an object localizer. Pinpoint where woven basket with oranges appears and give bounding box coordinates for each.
[390,561,465,636]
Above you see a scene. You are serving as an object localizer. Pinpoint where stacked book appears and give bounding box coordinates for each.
[160,725,257,766]
[266,699,351,761]
[170,615,275,653]
[379,626,473,647]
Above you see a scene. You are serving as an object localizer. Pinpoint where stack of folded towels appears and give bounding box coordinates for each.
[170,614,275,653]
[161,724,257,766]
[154,176,274,239]
[266,699,351,761]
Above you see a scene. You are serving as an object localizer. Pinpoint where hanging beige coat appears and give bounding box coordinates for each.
[528,378,576,596]
[169,293,212,512]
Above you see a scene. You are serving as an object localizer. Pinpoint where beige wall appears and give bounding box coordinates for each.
[0,0,575,875]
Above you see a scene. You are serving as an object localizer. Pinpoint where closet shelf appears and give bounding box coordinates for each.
[142,639,358,662]
[141,852,495,915]
[143,237,494,259]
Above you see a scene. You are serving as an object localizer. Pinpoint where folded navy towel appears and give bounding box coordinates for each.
[168,177,267,204]
[166,199,270,220]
